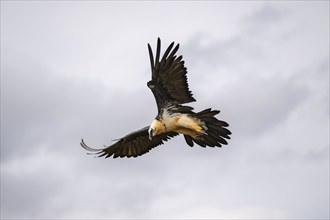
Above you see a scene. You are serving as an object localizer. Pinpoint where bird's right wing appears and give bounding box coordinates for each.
[147,38,196,112]
[81,126,178,158]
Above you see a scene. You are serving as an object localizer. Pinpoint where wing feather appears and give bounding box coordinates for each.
[148,44,155,73]
[81,126,178,158]
[147,38,195,111]
[160,42,175,63]
[155,38,161,68]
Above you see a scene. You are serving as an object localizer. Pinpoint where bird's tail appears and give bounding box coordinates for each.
[184,108,231,148]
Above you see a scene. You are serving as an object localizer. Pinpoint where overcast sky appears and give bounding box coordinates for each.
[1,1,329,219]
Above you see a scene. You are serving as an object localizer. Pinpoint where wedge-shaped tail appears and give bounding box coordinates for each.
[183,108,231,148]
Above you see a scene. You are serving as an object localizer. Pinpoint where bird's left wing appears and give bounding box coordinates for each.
[81,126,178,158]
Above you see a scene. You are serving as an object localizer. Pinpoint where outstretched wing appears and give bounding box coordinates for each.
[147,38,195,112]
[81,126,178,158]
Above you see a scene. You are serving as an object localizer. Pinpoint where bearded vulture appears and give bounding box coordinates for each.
[81,38,231,158]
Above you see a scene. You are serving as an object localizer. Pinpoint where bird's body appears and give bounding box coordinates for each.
[81,38,231,158]
[149,108,207,140]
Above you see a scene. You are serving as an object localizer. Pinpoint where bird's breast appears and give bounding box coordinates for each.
[161,110,181,132]
[161,109,205,137]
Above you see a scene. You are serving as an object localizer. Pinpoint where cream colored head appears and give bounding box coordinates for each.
[148,119,165,140]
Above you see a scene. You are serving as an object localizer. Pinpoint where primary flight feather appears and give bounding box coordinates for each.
[81,38,231,158]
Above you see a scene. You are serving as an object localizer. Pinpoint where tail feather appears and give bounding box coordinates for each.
[203,134,220,147]
[191,137,207,148]
[184,108,231,148]
[184,135,194,147]
[207,124,231,139]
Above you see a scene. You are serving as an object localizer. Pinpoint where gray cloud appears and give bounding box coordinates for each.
[1,1,329,219]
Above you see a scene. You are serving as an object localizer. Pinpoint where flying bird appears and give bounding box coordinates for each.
[81,38,231,158]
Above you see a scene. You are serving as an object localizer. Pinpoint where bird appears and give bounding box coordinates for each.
[81,38,231,158]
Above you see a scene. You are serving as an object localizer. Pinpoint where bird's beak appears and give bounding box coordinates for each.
[148,127,153,140]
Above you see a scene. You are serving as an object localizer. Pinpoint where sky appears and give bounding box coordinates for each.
[1,1,329,219]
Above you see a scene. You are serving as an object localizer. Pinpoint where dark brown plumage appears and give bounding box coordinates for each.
[147,38,195,113]
[80,38,231,159]
[81,127,177,158]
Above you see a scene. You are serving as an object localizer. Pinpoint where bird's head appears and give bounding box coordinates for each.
[148,119,165,140]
